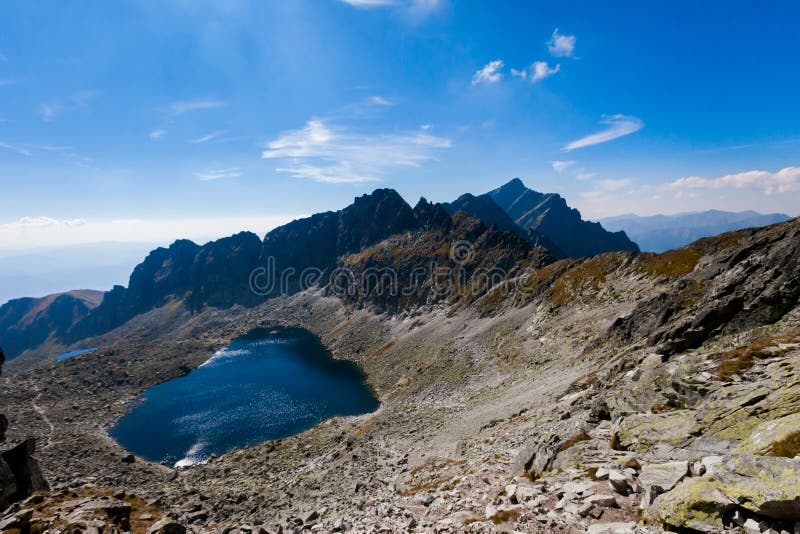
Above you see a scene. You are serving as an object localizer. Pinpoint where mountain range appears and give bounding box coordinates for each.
[0,179,633,361]
[598,209,790,252]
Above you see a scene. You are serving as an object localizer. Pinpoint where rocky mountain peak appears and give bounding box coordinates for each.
[488,178,639,258]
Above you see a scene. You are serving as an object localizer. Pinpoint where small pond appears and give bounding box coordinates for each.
[57,347,98,361]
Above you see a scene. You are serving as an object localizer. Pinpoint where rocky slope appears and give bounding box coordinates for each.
[488,178,639,258]
[1,193,799,533]
[599,210,791,252]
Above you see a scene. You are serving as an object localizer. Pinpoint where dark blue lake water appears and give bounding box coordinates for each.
[109,327,378,467]
[57,347,97,361]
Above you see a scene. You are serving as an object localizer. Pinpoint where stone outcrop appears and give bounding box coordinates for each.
[0,347,49,510]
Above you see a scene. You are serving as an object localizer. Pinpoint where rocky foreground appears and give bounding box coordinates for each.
[2,217,800,533]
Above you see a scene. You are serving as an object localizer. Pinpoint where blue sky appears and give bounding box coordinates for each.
[2,0,800,249]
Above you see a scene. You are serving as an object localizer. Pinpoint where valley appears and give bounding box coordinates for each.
[1,184,799,532]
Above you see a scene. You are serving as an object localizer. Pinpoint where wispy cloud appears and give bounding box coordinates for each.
[340,0,397,6]
[664,166,800,196]
[368,95,393,106]
[599,178,632,191]
[262,119,451,184]
[576,172,596,180]
[339,0,441,13]
[1,216,87,230]
[195,168,242,181]
[563,114,644,151]
[169,99,228,115]
[472,60,504,86]
[149,129,167,141]
[551,160,575,173]
[0,79,21,87]
[0,52,7,62]
[190,130,225,144]
[0,142,32,156]
[548,28,576,58]
[39,103,60,122]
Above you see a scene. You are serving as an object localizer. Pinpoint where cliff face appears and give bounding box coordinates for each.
[336,210,553,313]
[488,178,639,258]
[0,290,103,360]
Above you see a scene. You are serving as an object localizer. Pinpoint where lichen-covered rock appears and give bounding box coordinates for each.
[735,412,800,457]
[613,411,694,453]
[714,454,800,519]
[646,477,733,532]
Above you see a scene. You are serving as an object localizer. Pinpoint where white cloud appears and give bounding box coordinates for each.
[190,130,225,144]
[0,142,32,156]
[0,215,302,250]
[149,129,167,140]
[512,61,560,82]
[195,168,242,181]
[420,123,432,130]
[169,99,228,115]
[472,60,504,85]
[576,172,596,180]
[548,28,576,57]
[664,166,800,195]
[599,178,632,191]
[39,103,60,122]
[551,160,575,173]
[0,79,21,87]
[262,119,451,184]
[563,114,644,151]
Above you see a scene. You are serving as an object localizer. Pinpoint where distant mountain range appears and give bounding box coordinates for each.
[598,210,791,252]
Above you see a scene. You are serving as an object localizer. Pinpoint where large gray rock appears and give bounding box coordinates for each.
[638,460,688,508]
[714,454,800,519]
[511,433,561,477]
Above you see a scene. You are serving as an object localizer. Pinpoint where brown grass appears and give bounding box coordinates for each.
[771,431,800,458]
[489,508,521,525]
[640,247,704,278]
[369,340,396,359]
[558,432,592,452]
[710,330,800,380]
[548,253,629,306]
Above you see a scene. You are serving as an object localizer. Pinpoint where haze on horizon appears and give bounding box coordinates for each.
[2,0,800,252]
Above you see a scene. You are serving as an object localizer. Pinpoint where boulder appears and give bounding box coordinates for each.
[613,411,694,453]
[511,433,561,477]
[646,477,734,532]
[638,461,688,508]
[735,412,800,457]
[0,438,48,508]
[607,471,631,496]
[714,454,800,519]
[147,519,187,534]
